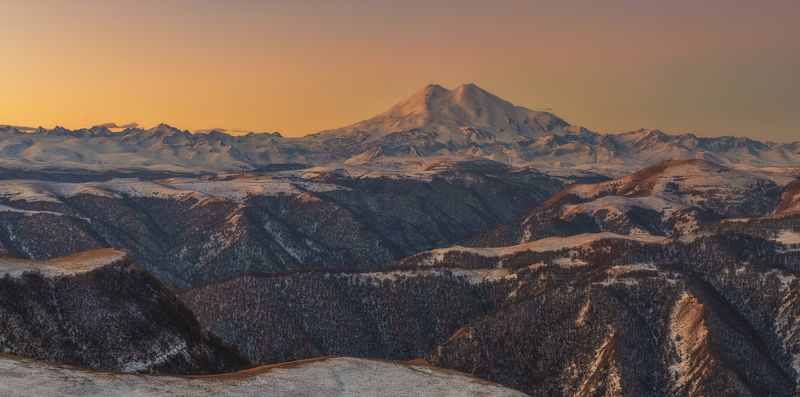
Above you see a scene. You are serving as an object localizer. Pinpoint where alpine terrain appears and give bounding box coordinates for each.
[1,84,799,396]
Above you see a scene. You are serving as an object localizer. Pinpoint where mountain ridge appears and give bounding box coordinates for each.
[1,84,798,175]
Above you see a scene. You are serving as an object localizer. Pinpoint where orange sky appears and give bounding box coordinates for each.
[1,0,799,140]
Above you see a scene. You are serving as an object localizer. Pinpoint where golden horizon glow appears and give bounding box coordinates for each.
[1,1,799,141]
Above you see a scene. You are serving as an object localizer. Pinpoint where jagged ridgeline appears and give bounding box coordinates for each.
[1,84,799,175]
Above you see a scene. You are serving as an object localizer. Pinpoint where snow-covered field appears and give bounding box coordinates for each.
[0,248,126,278]
[560,196,687,218]
[348,267,518,286]
[424,232,667,264]
[568,160,769,208]
[0,175,345,204]
[0,355,526,397]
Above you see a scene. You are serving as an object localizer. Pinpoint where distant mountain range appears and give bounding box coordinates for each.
[2,84,798,176]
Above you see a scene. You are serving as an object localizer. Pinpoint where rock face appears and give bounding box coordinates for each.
[0,161,562,287]
[0,249,248,374]
[776,179,800,216]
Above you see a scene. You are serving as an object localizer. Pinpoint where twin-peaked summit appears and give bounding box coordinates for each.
[321,83,568,144]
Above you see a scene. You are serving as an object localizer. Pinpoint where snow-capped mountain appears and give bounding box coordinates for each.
[1,84,798,175]
[315,83,568,143]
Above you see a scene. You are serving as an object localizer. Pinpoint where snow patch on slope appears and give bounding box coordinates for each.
[0,176,345,204]
[423,232,667,265]
[0,248,127,278]
[773,230,800,245]
[669,292,714,394]
[351,267,518,286]
[119,340,189,372]
[568,160,767,208]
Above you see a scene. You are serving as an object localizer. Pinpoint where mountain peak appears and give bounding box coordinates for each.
[453,83,484,95]
[145,123,183,135]
[421,83,448,95]
[152,122,177,130]
[323,83,568,143]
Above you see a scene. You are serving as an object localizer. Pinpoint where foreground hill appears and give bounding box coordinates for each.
[1,84,798,175]
[0,249,247,373]
[0,355,525,397]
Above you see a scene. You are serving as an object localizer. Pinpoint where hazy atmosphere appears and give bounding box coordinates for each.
[2,0,799,140]
[2,3,800,396]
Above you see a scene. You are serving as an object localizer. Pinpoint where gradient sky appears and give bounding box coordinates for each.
[1,0,799,140]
